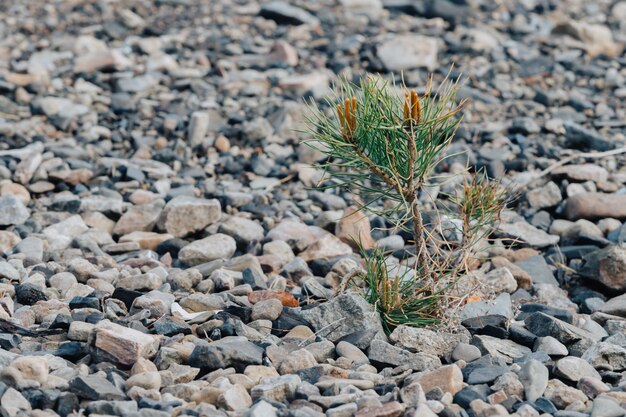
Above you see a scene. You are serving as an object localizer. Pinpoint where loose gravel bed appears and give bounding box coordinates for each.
[0,1,626,417]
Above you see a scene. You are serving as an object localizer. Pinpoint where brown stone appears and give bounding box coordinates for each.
[48,169,94,186]
[410,365,464,396]
[579,245,626,292]
[0,182,30,205]
[566,192,626,220]
[0,231,21,255]
[299,234,353,261]
[491,256,532,289]
[74,50,132,73]
[355,401,405,417]
[505,248,541,262]
[248,290,299,307]
[113,203,163,235]
[93,320,160,365]
[214,135,231,152]
[335,206,375,250]
[552,164,609,183]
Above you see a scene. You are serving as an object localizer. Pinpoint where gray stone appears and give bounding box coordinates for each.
[498,221,559,248]
[158,196,221,237]
[69,375,126,400]
[580,245,626,292]
[481,267,518,293]
[518,359,549,402]
[246,400,278,417]
[179,233,237,266]
[188,336,264,372]
[336,341,369,365]
[0,195,29,226]
[259,1,320,25]
[467,365,508,384]
[461,293,514,320]
[452,342,482,362]
[187,111,210,146]
[554,356,602,382]
[251,298,283,321]
[326,402,359,417]
[525,312,598,346]
[472,335,531,363]
[368,339,441,371]
[299,292,385,346]
[389,325,470,358]
[250,374,301,402]
[515,255,558,286]
[566,192,626,220]
[377,35,438,71]
[526,182,562,209]
[590,396,626,417]
[534,336,568,356]
[220,216,265,244]
[599,293,626,317]
[0,262,20,281]
[582,342,626,371]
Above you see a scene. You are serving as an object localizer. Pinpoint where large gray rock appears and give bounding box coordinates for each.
[377,35,438,71]
[0,195,29,226]
[498,221,559,248]
[599,293,626,317]
[158,196,221,237]
[179,233,237,266]
[69,375,126,401]
[472,335,531,363]
[515,255,558,286]
[525,312,598,346]
[579,245,626,292]
[259,1,320,25]
[566,192,626,220]
[368,339,441,371]
[188,336,264,372]
[518,359,548,402]
[461,293,514,320]
[554,356,602,382]
[582,342,626,372]
[389,325,470,358]
[299,292,385,347]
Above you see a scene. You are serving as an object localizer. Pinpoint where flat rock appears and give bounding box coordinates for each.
[389,325,470,358]
[178,233,237,266]
[188,336,264,372]
[69,375,126,401]
[472,335,531,363]
[554,356,602,382]
[299,292,385,346]
[518,359,549,402]
[368,339,441,371]
[514,255,558,286]
[566,193,626,220]
[579,245,626,292]
[93,320,160,365]
[525,312,598,345]
[259,1,320,25]
[599,293,626,317]
[0,195,29,226]
[158,196,221,237]
[410,365,464,395]
[498,222,559,248]
[377,35,438,71]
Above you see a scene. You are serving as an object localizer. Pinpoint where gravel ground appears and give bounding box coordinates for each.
[0,1,626,417]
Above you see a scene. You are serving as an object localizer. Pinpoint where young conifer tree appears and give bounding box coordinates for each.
[304,74,506,331]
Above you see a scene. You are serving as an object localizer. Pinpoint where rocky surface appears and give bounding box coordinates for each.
[0,0,626,417]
